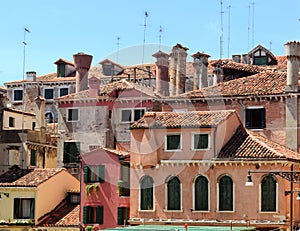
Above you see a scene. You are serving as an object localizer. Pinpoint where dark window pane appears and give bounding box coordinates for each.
[60,88,68,97]
[219,176,233,211]
[44,89,54,99]
[117,207,129,225]
[63,142,80,163]
[30,150,36,166]
[167,176,181,210]
[166,134,181,150]
[195,176,209,210]
[14,90,23,101]
[121,110,132,122]
[9,117,15,127]
[134,109,145,121]
[68,109,79,121]
[140,176,153,210]
[14,198,34,219]
[194,134,209,149]
[245,108,266,129]
[261,175,276,211]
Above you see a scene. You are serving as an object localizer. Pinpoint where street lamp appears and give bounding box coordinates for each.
[246,169,300,231]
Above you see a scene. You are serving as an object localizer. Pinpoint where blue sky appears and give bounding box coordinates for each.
[1,0,300,85]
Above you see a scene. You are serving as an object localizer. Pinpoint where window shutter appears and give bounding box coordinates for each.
[245,109,251,128]
[84,166,89,183]
[261,108,266,128]
[195,176,209,210]
[14,198,20,219]
[96,206,103,224]
[117,207,123,225]
[30,199,35,219]
[75,142,80,162]
[167,177,181,210]
[98,165,105,183]
[83,206,88,224]
[63,142,68,163]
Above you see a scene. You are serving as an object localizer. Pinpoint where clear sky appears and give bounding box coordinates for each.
[1,0,300,85]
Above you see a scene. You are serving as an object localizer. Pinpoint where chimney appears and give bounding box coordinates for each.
[152,50,169,96]
[73,52,93,93]
[192,52,210,90]
[212,60,223,86]
[34,96,46,131]
[88,76,101,97]
[285,41,300,92]
[169,44,188,96]
[26,71,36,81]
[285,41,300,151]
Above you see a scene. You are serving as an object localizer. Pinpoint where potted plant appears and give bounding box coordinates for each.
[85,183,99,197]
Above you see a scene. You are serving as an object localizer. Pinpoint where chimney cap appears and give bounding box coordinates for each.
[191,52,210,59]
[152,50,170,58]
[173,43,189,51]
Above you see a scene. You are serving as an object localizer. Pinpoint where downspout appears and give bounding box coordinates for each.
[213,126,217,158]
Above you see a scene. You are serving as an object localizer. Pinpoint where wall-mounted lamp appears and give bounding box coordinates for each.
[0,192,9,200]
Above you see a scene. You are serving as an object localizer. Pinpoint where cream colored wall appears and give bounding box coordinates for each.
[3,110,36,130]
[35,170,79,221]
[0,187,35,222]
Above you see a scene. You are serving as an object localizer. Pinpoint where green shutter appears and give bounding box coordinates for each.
[84,166,89,183]
[98,165,105,183]
[195,176,208,210]
[75,142,80,162]
[117,207,123,225]
[96,206,103,224]
[83,206,88,224]
[30,150,36,166]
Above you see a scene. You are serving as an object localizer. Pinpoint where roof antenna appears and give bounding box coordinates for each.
[141,11,149,83]
[269,41,272,51]
[116,36,120,63]
[227,4,231,59]
[21,27,30,169]
[251,0,255,48]
[219,0,224,59]
[247,3,251,51]
[158,25,162,50]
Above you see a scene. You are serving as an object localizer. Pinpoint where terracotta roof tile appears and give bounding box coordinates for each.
[183,71,287,98]
[218,126,300,161]
[37,199,79,227]
[131,110,235,129]
[0,165,64,187]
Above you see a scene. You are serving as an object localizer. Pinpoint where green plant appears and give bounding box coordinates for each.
[85,225,94,231]
[85,183,99,197]
[117,180,123,194]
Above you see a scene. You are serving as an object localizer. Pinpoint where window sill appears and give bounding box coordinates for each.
[258,211,278,214]
[216,210,235,213]
[164,209,183,212]
[192,210,210,213]
[138,209,155,212]
[164,150,182,152]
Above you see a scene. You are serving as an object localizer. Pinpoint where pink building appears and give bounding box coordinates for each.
[129,110,300,230]
[80,147,130,230]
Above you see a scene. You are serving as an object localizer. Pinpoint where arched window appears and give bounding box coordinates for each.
[140,176,153,210]
[218,175,233,211]
[167,176,181,210]
[194,175,209,211]
[45,112,53,123]
[261,175,277,212]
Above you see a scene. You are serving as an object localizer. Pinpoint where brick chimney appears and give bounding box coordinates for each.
[73,52,93,93]
[152,50,169,96]
[26,71,36,81]
[285,41,300,151]
[88,76,101,97]
[169,44,188,96]
[34,96,46,131]
[192,52,210,90]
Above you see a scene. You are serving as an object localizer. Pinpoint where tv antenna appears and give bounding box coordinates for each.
[158,25,162,50]
[116,36,120,63]
[251,1,255,48]
[227,4,231,58]
[219,0,224,59]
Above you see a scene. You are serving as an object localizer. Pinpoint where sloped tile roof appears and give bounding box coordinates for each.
[183,71,287,98]
[37,199,79,227]
[131,110,235,129]
[0,165,64,187]
[218,126,300,161]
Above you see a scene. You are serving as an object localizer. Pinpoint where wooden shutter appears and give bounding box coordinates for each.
[96,206,103,224]
[98,165,105,183]
[117,207,123,225]
[83,206,88,224]
[84,166,89,183]
[14,198,20,219]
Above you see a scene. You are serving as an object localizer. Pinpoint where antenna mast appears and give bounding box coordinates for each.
[21,27,30,169]
[227,4,231,59]
[158,25,162,50]
[247,4,251,51]
[116,36,120,63]
[219,0,224,59]
[251,1,255,48]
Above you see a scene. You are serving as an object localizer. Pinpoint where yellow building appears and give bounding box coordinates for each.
[0,165,79,230]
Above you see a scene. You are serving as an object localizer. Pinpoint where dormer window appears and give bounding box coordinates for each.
[253,50,268,66]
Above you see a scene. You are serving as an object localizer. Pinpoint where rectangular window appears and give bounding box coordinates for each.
[193,133,209,150]
[63,142,80,163]
[14,198,34,219]
[44,88,54,100]
[119,163,130,196]
[32,122,36,130]
[59,87,69,97]
[121,108,145,122]
[165,134,181,151]
[9,116,15,127]
[117,207,129,225]
[30,150,36,166]
[245,107,266,129]
[69,194,80,204]
[13,89,23,101]
[67,108,79,122]
[83,206,103,224]
[84,165,105,183]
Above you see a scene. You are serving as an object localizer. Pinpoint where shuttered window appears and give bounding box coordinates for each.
[245,108,266,129]
[120,163,130,196]
[63,142,80,163]
[167,176,181,210]
[219,176,233,211]
[83,206,103,224]
[140,176,154,210]
[84,165,105,183]
[195,176,209,211]
[117,207,129,225]
[166,134,181,151]
[261,175,277,212]
[30,150,36,166]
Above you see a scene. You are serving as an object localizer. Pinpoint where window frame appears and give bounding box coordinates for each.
[166,176,182,211]
[120,108,146,123]
[63,141,80,164]
[260,175,278,212]
[43,88,54,100]
[192,132,210,150]
[14,198,35,219]
[59,86,69,97]
[9,116,15,127]
[245,106,266,130]
[84,165,105,183]
[67,108,79,122]
[30,149,36,166]
[139,175,154,211]
[13,89,23,102]
[217,175,234,212]
[83,206,103,224]
[165,133,182,152]
[193,175,210,211]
